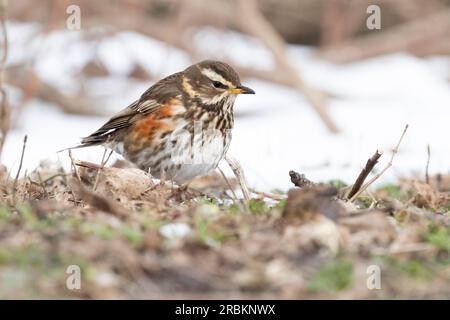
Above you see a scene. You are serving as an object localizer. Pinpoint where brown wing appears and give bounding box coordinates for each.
[78,72,183,148]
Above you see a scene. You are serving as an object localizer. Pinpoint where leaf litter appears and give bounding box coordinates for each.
[0,153,449,299]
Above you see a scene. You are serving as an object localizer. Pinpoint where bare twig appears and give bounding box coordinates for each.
[73,160,103,170]
[289,170,314,188]
[319,9,450,63]
[425,144,431,184]
[37,170,49,198]
[347,149,383,200]
[249,188,285,201]
[12,135,27,203]
[93,147,113,191]
[68,150,82,184]
[237,0,338,133]
[42,172,71,185]
[349,125,409,202]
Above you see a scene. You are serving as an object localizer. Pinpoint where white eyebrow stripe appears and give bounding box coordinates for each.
[201,68,233,87]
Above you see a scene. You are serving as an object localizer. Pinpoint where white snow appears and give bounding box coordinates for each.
[159,223,192,239]
[3,22,450,192]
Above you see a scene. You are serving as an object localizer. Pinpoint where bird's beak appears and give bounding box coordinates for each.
[228,85,255,94]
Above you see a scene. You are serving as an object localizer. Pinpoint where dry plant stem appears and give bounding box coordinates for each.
[68,150,82,184]
[93,148,113,192]
[225,155,250,204]
[0,0,9,158]
[349,125,409,202]
[37,170,49,197]
[319,9,450,63]
[237,0,338,133]
[347,149,383,200]
[425,144,431,184]
[12,135,27,204]
[249,188,285,201]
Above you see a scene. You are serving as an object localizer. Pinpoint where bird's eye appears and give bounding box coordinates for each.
[212,81,226,89]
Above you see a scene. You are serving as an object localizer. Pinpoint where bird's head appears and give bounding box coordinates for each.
[182,60,255,106]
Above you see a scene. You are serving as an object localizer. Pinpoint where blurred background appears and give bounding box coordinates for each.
[1,0,450,191]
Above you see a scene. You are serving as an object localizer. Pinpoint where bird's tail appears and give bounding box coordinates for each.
[57,133,111,153]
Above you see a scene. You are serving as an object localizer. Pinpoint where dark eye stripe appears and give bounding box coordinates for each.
[212,81,227,89]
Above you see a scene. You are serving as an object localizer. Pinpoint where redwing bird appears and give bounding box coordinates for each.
[74,60,254,184]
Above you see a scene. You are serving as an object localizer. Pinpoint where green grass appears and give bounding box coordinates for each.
[379,184,407,199]
[308,259,354,292]
[425,225,450,252]
[248,199,270,214]
[328,179,347,189]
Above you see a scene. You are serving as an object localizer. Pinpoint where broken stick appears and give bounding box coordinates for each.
[347,149,383,200]
[349,125,409,202]
[289,170,314,188]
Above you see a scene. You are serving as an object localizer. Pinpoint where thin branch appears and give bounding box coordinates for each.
[425,144,431,184]
[37,170,49,198]
[237,0,338,133]
[349,125,409,202]
[249,188,285,201]
[68,150,82,184]
[347,149,383,200]
[12,135,27,204]
[93,147,113,191]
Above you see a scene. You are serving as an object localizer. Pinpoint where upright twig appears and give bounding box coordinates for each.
[37,170,49,198]
[425,144,431,184]
[0,0,9,158]
[349,125,409,202]
[347,149,383,200]
[93,147,113,191]
[68,150,82,184]
[12,135,27,203]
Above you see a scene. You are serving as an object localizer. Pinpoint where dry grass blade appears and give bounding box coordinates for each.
[93,148,113,191]
[12,134,27,204]
[426,144,431,184]
[349,124,409,202]
[68,150,82,184]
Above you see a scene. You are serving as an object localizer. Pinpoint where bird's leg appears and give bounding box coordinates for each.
[225,155,251,202]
